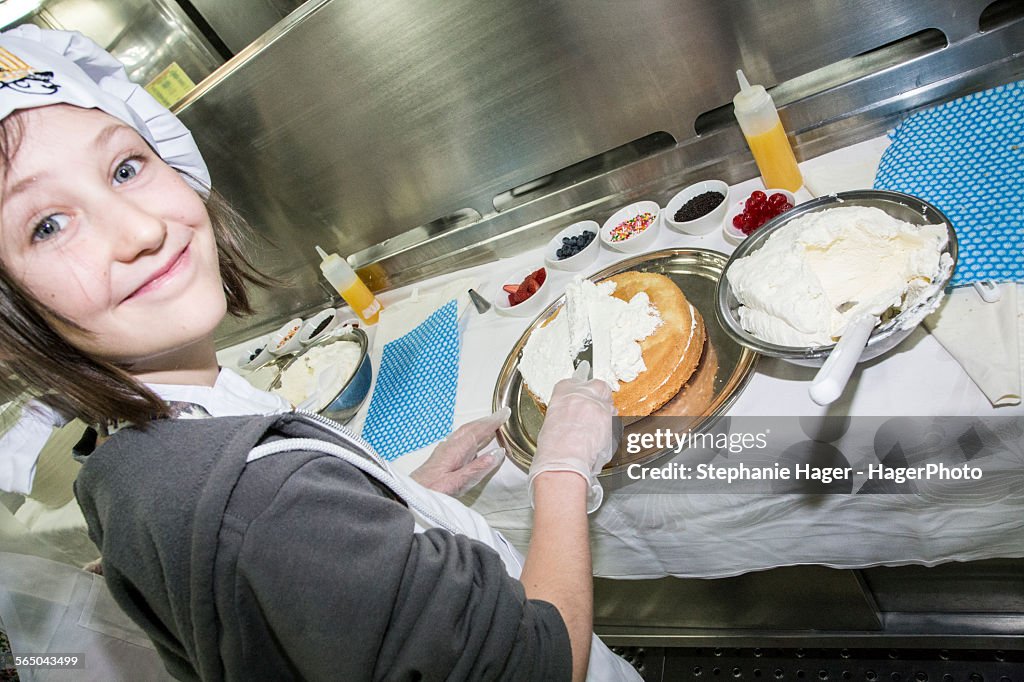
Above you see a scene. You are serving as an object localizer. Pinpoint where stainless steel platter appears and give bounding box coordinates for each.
[493,248,758,476]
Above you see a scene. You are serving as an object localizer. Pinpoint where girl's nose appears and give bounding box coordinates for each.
[107,195,167,261]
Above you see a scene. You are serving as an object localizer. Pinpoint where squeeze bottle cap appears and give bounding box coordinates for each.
[733,69,771,113]
[315,244,356,285]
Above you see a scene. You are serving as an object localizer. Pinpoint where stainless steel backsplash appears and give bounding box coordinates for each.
[172,0,1024,346]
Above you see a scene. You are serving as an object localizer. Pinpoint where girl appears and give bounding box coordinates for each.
[0,26,639,681]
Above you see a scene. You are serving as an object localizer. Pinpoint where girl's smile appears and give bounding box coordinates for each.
[122,239,192,303]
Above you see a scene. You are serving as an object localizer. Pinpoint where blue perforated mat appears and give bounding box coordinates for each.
[874,80,1024,286]
[361,299,460,461]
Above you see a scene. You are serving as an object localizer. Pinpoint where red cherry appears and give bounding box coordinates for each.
[732,214,746,229]
[768,193,789,209]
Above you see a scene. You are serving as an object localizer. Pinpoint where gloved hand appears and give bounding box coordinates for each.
[411,407,510,497]
[528,361,617,513]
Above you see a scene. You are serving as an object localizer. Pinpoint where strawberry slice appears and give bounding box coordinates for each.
[505,268,547,306]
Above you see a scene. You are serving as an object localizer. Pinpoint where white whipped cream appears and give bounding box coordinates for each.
[727,206,952,346]
[274,339,363,410]
[518,277,661,403]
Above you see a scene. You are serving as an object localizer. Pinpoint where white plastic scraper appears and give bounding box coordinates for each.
[808,315,875,406]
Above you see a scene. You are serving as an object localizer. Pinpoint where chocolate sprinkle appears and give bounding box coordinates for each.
[673,191,725,223]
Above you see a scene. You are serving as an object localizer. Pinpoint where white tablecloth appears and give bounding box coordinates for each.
[374,136,1024,579]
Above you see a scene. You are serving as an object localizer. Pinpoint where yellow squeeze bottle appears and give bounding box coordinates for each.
[732,69,803,192]
[316,245,383,325]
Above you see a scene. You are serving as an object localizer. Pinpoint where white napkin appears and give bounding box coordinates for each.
[801,136,892,197]
[801,135,1023,407]
[924,285,1021,406]
[373,276,477,346]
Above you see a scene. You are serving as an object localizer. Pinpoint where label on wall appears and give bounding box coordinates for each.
[145,62,196,108]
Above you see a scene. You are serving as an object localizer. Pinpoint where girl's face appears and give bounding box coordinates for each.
[0,105,226,373]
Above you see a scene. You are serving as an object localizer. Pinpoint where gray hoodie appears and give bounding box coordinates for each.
[74,413,572,681]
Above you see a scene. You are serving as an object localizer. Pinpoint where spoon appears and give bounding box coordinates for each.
[808,311,876,406]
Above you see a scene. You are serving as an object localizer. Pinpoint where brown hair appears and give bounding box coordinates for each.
[0,112,278,427]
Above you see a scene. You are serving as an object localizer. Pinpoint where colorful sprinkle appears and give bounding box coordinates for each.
[609,212,655,242]
[276,325,301,349]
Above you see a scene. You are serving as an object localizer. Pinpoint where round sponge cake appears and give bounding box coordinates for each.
[605,272,705,417]
[522,271,706,418]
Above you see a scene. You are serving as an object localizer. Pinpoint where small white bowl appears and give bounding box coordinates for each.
[299,308,340,345]
[269,317,304,356]
[663,180,730,235]
[544,220,601,271]
[237,335,273,371]
[493,265,551,318]
[723,188,797,245]
[599,200,662,253]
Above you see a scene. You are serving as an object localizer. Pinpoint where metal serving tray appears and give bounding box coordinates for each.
[493,248,758,476]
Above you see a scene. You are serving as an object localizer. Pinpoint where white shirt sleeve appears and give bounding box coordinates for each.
[0,401,68,494]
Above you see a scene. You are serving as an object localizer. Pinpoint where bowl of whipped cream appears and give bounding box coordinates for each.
[270,326,372,423]
[715,190,958,367]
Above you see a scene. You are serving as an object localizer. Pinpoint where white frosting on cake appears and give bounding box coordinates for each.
[518,277,662,403]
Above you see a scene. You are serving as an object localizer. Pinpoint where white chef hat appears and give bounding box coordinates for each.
[0,24,210,188]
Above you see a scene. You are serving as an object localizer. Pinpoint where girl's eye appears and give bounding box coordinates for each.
[32,214,70,243]
[113,157,142,184]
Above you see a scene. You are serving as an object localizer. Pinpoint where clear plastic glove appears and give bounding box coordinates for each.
[528,361,616,513]
[411,407,510,497]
